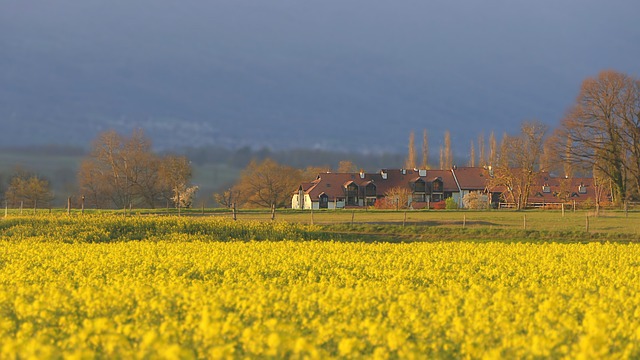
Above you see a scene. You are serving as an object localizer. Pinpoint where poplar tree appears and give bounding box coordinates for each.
[489,131,497,167]
[469,140,476,167]
[421,129,429,169]
[405,130,416,169]
[478,133,486,166]
[444,130,452,169]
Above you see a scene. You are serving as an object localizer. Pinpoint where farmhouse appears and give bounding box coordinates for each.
[526,173,598,207]
[292,167,602,210]
[292,168,458,210]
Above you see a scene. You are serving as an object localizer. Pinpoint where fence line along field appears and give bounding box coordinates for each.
[1,215,639,358]
[5,208,640,235]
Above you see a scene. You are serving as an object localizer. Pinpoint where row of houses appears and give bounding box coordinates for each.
[291,167,597,210]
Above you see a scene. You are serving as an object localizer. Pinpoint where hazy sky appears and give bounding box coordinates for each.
[1,0,639,151]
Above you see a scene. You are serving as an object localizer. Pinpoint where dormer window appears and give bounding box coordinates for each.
[542,185,551,193]
[414,179,426,193]
[578,185,587,194]
[432,180,442,192]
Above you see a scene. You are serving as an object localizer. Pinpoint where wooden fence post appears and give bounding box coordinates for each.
[625,201,628,218]
[463,214,466,228]
[561,203,565,217]
[271,204,276,221]
[523,214,527,230]
[586,215,589,233]
[351,211,355,227]
[403,211,407,227]
[67,197,71,215]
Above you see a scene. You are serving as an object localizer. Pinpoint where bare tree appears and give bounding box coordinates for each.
[405,130,416,169]
[160,155,194,208]
[489,131,497,166]
[554,70,640,204]
[563,138,574,178]
[5,171,54,210]
[379,187,412,209]
[77,160,110,209]
[478,133,486,167]
[213,188,242,208]
[337,160,358,173]
[79,130,193,209]
[300,166,331,181]
[492,121,547,210]
[469,140,476,167]
[233,158,302,208]
[421,129,429,169]
[444,130,452,169]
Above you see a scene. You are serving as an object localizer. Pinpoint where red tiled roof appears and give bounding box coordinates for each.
[303,169,459,201]
[423,169,459,192]
[452,166,491,190]
[297,167,602,204]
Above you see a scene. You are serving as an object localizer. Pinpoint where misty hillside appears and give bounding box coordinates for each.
[1,0,639,152]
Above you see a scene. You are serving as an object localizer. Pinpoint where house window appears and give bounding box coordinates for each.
[319,194,329,209]
[365,183,376,197]
[432,180,442,192]
[578,185,587,194]
[413,194,426,202]
[345,183,359,206]
[542,185,551,193]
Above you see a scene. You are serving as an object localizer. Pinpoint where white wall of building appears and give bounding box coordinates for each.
[291,194,301,209]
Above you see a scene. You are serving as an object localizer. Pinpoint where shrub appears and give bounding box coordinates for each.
[431,201,446,210]
[445,197,458,210]
[462,192,489,210]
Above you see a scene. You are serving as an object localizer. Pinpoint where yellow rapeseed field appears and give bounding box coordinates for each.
[0,216,639,358]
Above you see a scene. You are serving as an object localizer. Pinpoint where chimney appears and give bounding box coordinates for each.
[381,169,388,180]
[359,170,365,179]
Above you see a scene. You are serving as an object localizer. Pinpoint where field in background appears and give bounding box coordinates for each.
[2,210,640,244]
[216,209,640,235]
